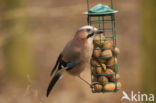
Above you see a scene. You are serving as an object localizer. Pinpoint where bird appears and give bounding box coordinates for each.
[46,25,103,97]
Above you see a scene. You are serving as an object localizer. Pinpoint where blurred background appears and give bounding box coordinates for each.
[0,0,155,103]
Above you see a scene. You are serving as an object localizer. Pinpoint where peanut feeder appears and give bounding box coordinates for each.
[84,0,121,93]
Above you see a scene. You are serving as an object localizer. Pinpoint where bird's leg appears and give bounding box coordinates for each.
[77,75,91,86]
[77,75,99,88]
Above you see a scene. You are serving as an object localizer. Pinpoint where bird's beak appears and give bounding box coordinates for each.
[95,30,104,34]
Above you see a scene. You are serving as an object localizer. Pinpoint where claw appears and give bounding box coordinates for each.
[90,82,99,88]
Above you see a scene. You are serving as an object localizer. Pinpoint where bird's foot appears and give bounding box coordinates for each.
[90,82,99,88]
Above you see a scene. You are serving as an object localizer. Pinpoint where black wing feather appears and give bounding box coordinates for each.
[50,54,62,76]
[47,57,79,97]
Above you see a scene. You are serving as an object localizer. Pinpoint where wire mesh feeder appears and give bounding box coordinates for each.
[84,0,121,93]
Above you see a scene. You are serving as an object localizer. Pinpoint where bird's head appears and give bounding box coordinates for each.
[75,25,103,40]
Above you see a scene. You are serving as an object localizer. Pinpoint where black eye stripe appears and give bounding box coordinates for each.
[87,32,94,39]
[86,28,91,32]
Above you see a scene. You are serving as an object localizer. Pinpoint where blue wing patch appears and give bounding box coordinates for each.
[66,58,80,69]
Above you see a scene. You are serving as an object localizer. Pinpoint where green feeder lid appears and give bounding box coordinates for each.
[84,3,118,15]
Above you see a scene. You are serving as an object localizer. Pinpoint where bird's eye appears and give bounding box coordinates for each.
[86,28,91,33]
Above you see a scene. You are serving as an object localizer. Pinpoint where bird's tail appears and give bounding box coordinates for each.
[46,73,62,97]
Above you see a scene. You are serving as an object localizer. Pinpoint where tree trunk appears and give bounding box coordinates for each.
[141,0,156,97]
[2,0,33,81]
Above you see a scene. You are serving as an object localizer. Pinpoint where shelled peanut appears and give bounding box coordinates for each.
[91,33,121,92]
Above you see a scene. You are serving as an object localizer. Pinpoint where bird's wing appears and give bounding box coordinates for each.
[49,54,80,76]
[47,57,80,97]
[47,57,80,96]
[66,58,80,69]
[57,40,81,71]
[50,54,62,76]
[50,41,80,76]
[47,41,81,96]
